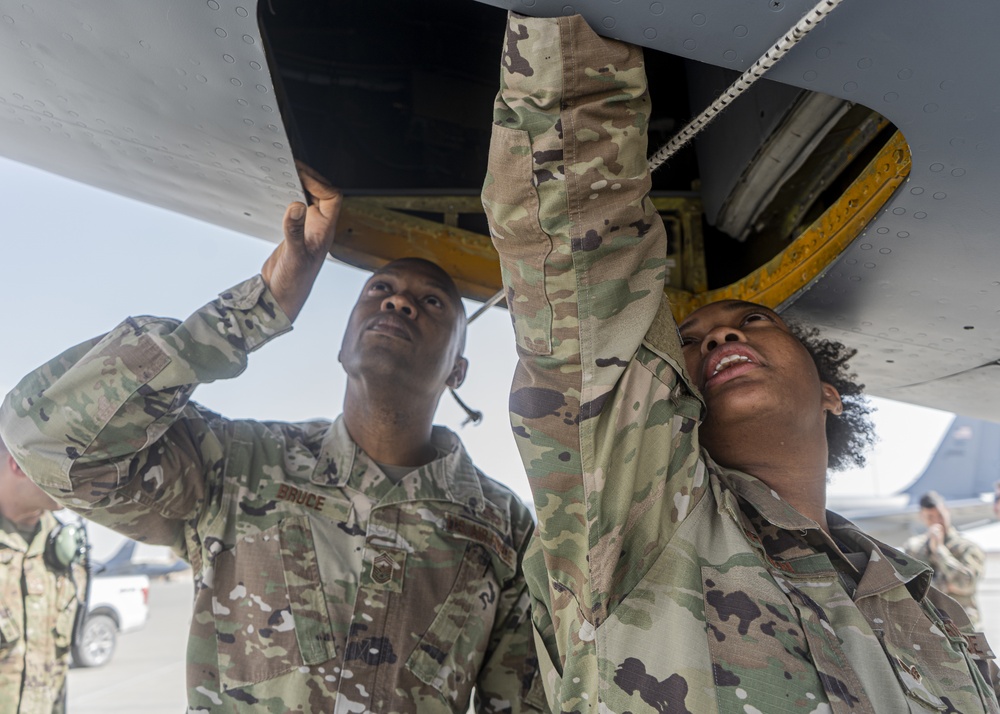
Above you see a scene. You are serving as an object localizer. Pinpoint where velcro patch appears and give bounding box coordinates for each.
[445,513,516,570]
[965,632,995,660]
[363,547,406,593]
[276,483,327,512]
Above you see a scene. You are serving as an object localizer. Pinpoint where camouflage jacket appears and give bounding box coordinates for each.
[483,11,1000,714]
[0,511,83,714]
[0,275,544,714]
[905,526,985,627]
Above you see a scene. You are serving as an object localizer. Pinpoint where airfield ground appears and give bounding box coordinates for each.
[68,561,1000,711]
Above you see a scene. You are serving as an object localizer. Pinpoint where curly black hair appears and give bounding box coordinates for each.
[787,324,877,471]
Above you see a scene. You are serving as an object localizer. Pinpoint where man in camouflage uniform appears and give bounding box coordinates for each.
[906,491,986,628]
[483,12,1000,713]
[0,437,85,713]
[0,168,543,713]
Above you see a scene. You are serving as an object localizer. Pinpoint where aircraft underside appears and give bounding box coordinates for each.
[1,0,998,418]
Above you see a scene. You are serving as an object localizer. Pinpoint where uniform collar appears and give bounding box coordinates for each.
[829,512,933,600]
[711,458,822,533]
[0,511,53,554]
[310,416,488,514]
[713,459,933,599]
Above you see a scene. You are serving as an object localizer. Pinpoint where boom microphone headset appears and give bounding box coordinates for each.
[44,519,88,573]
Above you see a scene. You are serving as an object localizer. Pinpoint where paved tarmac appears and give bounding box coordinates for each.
[67,569,1000,712]
[68,577,192,713]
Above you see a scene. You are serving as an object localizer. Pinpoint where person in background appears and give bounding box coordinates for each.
[0,436,86,714]
[905,490,986,628]
[0,167,543,713]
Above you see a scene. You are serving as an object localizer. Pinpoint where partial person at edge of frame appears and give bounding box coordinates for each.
[0,435,88,714]
[906,490,986,629]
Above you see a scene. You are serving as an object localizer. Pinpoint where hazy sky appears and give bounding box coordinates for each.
[0,155,957,516]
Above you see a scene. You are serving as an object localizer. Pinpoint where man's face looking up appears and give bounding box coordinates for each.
[339,258,468,395]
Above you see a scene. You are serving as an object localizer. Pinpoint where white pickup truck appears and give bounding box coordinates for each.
[71,570,150,668]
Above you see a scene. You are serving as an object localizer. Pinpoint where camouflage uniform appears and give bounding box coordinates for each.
[0,511,83,714]
[0,274,544,713]
[483,12,1000,713]
[906,526,985,628]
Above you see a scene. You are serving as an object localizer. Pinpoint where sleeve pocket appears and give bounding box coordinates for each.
[528,599,560,712]
[483,123,554,357]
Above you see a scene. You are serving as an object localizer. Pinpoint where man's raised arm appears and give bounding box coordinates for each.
[0,170,341,548]
[263,163,342,321]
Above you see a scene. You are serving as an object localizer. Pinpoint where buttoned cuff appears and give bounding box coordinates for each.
[218,274,293,353]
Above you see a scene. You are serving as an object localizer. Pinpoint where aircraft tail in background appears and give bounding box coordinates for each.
[901,416,1000,507]
[832,415,999,546]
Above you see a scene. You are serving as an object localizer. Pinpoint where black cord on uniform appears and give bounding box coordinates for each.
[450,388,483,427]
[449,289,506,428]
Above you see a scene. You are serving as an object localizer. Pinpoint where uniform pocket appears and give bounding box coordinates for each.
[483,123,554,356]
[0,550,22,658]
[0,601,21,658]
[213,516,335,687]
[701,562,827,711]
[53,608,75,650]
[53,568,82,650]
[405,543,501,702]
[873,593,991,713]
[876,631,948,711]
